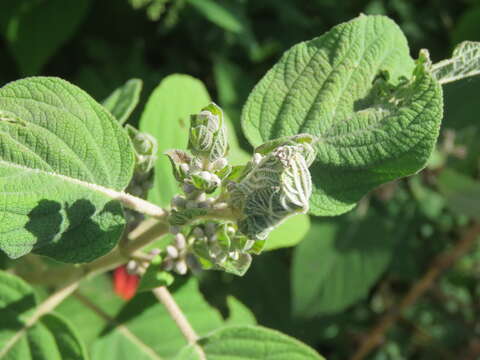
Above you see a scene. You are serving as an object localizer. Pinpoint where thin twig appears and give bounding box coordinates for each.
[0,280,80,358]
[351,222,480,360]
[74,292,163,360]
[153,286,206,360]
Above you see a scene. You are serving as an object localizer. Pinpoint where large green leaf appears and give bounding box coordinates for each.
[176,325,324,360]
[291,208,411,317]
[57,276,255,359]
[242,15,443,216]
[139,74,249,207]
[0,77,135,263]
[0,0,90,75]
[0,271,87,359]
[103,79,143,125]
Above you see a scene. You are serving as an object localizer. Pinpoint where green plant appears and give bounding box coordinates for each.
[0,14,478,359]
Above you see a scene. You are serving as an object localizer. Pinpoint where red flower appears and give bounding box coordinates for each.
[113,266,139,300]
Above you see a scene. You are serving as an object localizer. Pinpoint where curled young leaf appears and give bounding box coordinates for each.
[188,102,228,162]
[432,41,480,85]
[229,143,315,240]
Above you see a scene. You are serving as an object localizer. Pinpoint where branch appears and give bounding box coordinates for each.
[153,286,206,360]
[351,222,480,360]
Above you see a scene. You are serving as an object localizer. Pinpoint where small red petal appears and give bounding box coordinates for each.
[113,266,139,300]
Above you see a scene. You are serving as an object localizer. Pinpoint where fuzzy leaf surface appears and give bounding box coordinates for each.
[0,77,135,262]
[242,15,443,216]
[432,41,480,84]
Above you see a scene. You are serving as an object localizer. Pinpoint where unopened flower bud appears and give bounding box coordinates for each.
[211,158,228,171]
[253,153,263,164]
[126,260,138,274]
[175,260,188,275]
[166,245,179,258]
[174,233,186,249]
[180,163,190,174]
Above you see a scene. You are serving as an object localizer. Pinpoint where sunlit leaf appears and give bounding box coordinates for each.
[0,77,135,262]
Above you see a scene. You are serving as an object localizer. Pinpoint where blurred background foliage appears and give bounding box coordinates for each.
[1,0,480,359]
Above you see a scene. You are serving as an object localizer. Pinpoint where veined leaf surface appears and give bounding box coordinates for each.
[0,77,135,262]
[242,15,443,216]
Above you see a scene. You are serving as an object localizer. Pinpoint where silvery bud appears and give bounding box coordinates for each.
[174,233,187,249]
[175,260,188,275]
[188,103,228,162]
[190,171,221,193]
[166,245,179,258]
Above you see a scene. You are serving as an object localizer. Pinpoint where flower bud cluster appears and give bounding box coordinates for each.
[189,221,254,276]
[162,232,190,275]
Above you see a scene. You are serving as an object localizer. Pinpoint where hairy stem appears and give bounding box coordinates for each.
[84,217,169,278]
[153,286,206,360]
[351,222,480,360]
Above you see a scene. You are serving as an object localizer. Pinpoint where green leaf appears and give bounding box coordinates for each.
[291,208,411,317]
[139,74,211,207]
[263,214,310,251]
[59,276,247,359]
[0,0,90,75]
[186,0,245,34]
[137,263,175,292]
[223,297,256,327]
[242,15,443,216]
[0,271,87,359]
[432,41,480,84]
[437,169,480,219]
[140,74,248,207]
[103,79,143,124]
[0,77,135,262]
[176,325,325,360]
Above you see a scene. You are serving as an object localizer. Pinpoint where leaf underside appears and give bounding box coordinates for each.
[0,77,135,263]
[242,15,443,216]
